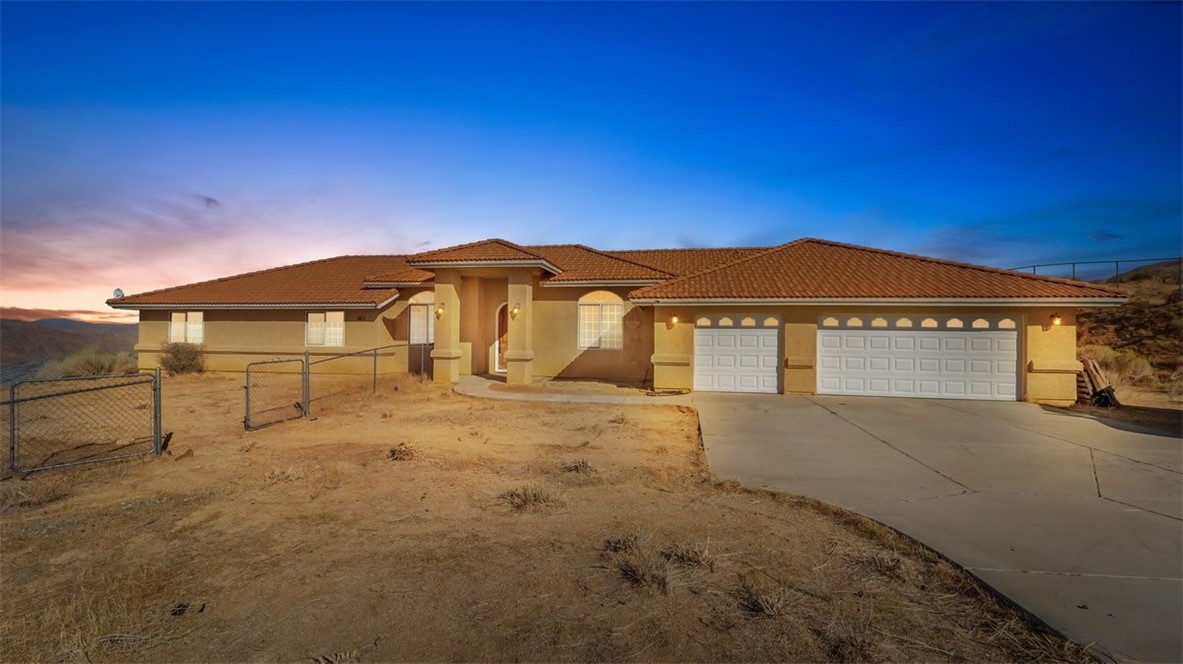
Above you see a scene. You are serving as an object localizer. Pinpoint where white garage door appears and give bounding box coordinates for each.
[694,315,780,393]
[816,315,1018,401]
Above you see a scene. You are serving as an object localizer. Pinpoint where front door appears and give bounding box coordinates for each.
[495,303,508,373]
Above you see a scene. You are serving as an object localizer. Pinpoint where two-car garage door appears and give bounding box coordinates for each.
[816,315,1018,401]
[692,313,1019,401]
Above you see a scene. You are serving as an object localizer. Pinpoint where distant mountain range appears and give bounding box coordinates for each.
[0,318,138,365]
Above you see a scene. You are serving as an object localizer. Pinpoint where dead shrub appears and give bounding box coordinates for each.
[36,347,138,378]
[662,540,716,571]
[735,574,791,618]
[386,443,417,461]
[237,441,257,453]
[608,412,627,425]
[560,459,594,474]
[262,466,301,487]
[159,343,204,375]
[500,484,561,511]
[603,532,646,554]
[618,551,673,593]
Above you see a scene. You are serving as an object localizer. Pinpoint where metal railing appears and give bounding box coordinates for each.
[4,369,164,473]
[1009,257,1181,283]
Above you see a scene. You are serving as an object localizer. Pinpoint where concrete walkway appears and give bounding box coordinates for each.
[454,376,1182,661]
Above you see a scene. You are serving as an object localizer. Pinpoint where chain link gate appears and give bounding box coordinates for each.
[5,369,164,473]
[244,358,307,430]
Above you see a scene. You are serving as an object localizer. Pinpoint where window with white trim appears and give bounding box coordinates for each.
[169,311,204,343]
[409,304,435,344]
[306,311,345,347]
[577,291,624,350]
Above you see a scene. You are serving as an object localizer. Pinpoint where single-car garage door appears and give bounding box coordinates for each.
[694,314,780,393]
[817,314,1018,401]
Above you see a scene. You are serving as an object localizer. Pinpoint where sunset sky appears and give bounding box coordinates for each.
[2,2,1180,323]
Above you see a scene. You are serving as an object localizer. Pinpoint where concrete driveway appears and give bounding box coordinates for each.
[694,393,1182,662]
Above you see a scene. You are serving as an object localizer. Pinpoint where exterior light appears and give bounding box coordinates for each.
[670,315,679,325]
[435,302,446,319]
[511,302,521,319]
[1050,313,1062,326]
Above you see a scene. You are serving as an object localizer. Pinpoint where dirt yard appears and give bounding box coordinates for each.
[1,374,1090,662]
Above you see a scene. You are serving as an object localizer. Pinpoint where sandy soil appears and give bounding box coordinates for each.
[1,374,1089,662]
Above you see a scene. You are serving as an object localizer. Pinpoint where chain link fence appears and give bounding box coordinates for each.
[243,345,404,430]
[4,369,164,474]
[244,358,307,430]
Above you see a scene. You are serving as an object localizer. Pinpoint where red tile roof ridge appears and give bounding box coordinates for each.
[407,237,551,263]
[630,238,1130,299]
[528,243,677,278]
[629,240,808,297]
[107,255,403,305]
[795,238,1129,296]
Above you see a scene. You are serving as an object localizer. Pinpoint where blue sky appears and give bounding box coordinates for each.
[1,1,1180,319]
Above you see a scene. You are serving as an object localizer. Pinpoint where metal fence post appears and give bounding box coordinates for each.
[9,383,17,472]
[373,348,378,395]
[303,351,311,418]
[244,364,252,430]
[152,368,163,454]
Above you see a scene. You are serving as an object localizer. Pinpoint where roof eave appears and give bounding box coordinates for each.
[628,296,1130,307]
[108,294,401,311]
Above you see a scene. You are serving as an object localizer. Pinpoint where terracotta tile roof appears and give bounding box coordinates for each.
[630,239,1129,301]
[108,256,411,308]
[528,245,672,283]
[608,248,768,277]
[407,238,552,265]
[364,263,435,285]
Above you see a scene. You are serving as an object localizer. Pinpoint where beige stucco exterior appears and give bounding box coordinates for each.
[131,282,1083,405]
[133,288,436,375]
[649,304,1081,405]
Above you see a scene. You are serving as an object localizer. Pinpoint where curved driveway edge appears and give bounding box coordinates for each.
[694,392,1182,663]
[453,376,1182,661]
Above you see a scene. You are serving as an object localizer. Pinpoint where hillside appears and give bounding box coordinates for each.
[1077,259,1182,390]
[0,319,138,365]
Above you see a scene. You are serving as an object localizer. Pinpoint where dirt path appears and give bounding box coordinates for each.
[1,374,1089,662]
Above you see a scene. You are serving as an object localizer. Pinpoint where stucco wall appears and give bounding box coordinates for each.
[530,285,653,384]
[650,305,1083,404]
[133,292,433,374]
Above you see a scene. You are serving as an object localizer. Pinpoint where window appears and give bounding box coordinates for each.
[306,311,345,347]
[408,291,435,345]
[169,311,203,343]
[409,305,435,344]
[577,291,624,349]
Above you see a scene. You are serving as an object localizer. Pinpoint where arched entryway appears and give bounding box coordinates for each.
[494,302,508,373]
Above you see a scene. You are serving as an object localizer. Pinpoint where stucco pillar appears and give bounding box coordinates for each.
[505,268,535,385]
[651,307,693,390]
[1025,309,1081,406]
[431,269,462,384]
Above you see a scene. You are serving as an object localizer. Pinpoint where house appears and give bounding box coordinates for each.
[108,237,1127,405]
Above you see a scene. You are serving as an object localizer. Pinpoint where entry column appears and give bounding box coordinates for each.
[505,268,535,385]
[431,269,462,383]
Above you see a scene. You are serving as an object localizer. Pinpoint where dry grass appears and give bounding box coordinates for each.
[0,472,75,512]
[386,442,417,461]
[0,375,1094,663]
[261,465,302,486]
[500,483,562,511]
[560,458,594,474]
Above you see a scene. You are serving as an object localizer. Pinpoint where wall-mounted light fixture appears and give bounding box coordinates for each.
[435,302,446,319]
[670,315,679,325]
[510,302,521,319]
[1050,313,1062,327]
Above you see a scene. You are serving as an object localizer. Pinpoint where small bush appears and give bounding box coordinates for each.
[662,540,716,571]
[500,484,561,511]
[735,575,790,617]
[561,459,593,474]
[36,347,138,378]
[262,466,302,487]
[386,443,417,461]
[1079,344,1116,367]
[159,343,204,375]
[1080,345,1155,386]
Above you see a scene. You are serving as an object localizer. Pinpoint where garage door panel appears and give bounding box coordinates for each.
[694,322,779,394]
[817,322,1017,402]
